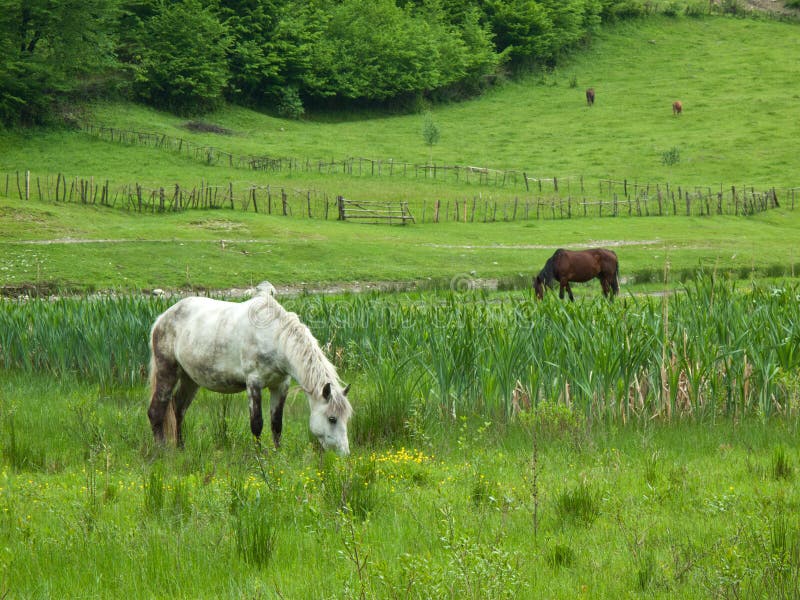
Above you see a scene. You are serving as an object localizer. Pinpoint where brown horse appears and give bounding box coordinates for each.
[533,248,619,301]
[586,88,595,106]
[672,100,682,116]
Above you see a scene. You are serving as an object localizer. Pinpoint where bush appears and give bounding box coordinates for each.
[275,86,305,120]
[662,146,681,166]
[132,0,231,115]
[303,0,499,101]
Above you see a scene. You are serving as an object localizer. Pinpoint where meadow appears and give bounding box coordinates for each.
[1,11,800,599]
[2,15,799,294]
[2,16,800,198]
[2,282,800,598]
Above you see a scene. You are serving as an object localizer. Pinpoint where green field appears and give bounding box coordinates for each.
[2,12,800,599]
[3,380,799,598]
[2,285,800,597]
[1,193,798,293]
[2,15,800,293]
[4,16,798,186]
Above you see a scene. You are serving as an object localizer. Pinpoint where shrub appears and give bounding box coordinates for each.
[662,146,681,166]
[276,86,305,120]
[132,0,231,115]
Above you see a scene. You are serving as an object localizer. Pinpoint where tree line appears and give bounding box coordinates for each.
[0,0,692,126]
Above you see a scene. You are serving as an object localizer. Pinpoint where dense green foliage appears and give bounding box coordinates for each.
[0,0,750,125]
[0,0,120,125]
[130,0,232,115]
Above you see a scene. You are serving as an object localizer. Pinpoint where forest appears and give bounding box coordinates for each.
[1,0,691,125]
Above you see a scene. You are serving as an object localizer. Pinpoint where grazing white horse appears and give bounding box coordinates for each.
[147,282,352,455]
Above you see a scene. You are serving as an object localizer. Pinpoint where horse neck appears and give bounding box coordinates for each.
[276,312,340,397]
[541,257,557,283]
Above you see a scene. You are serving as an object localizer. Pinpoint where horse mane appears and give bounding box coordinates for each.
[537,250,562,286]
[252,286,352,419]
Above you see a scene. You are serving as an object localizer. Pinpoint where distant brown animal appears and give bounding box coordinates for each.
[586,88,595,106]
[672,100,683,116]
[533,248,619,302]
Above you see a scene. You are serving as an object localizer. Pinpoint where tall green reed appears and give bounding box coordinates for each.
[1,278,798,432]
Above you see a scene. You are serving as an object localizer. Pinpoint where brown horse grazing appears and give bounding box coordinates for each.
[672,100,682,115]
[533,248,619,301]
[586,88,595,106]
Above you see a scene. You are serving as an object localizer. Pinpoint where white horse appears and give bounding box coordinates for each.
[147,282,352,455]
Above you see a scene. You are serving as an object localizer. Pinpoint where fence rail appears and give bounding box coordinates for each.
[82,123,567,192]
[337,197,415,224]
[2,170,793,224]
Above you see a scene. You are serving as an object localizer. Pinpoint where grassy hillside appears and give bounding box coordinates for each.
[3,14,800,599]
[1,15,799,293]
[2,16,799,193]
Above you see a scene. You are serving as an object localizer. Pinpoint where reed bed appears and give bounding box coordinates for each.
[1,278,798,429]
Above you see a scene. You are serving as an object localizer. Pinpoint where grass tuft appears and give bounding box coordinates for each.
[556,481,601,526]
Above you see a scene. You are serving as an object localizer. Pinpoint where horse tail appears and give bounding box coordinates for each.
[149,322,177,444]
[611,255,620,295]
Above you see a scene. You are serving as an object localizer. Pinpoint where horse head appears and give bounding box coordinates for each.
[533,275,545,300]
[308,382,352,455]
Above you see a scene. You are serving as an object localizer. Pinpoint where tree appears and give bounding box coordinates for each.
[422,111,440,148]
[0,0,120,126]
[303,0,499,103]
[131,0,231,115]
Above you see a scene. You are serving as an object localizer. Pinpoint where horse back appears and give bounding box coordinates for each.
[594,248,618,271]
[151,297,263,391]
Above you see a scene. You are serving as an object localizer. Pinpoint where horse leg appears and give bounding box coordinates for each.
[269,383,289,449]
[559,280,567,300]
[565,282,575,302]
[147,357,179,444]
[600,276,611,298]
[247,382,264,440]
[172,372,199,448]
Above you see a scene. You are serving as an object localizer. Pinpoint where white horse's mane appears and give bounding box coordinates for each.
[253,284,352,418]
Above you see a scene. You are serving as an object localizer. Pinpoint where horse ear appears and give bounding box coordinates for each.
[343,384,350,396]
[322,382,332,401]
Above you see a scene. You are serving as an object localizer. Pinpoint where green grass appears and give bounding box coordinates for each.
[2,16,799,195]
[2,13,800,598]
[1,15,798,293]
[1,195,798,292]
[3,281,798,431]
[2,372,800,598]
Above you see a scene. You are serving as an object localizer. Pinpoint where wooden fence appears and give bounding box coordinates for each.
[337,197,415,224]
[81,123,565,192]
[2,170,794,224]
